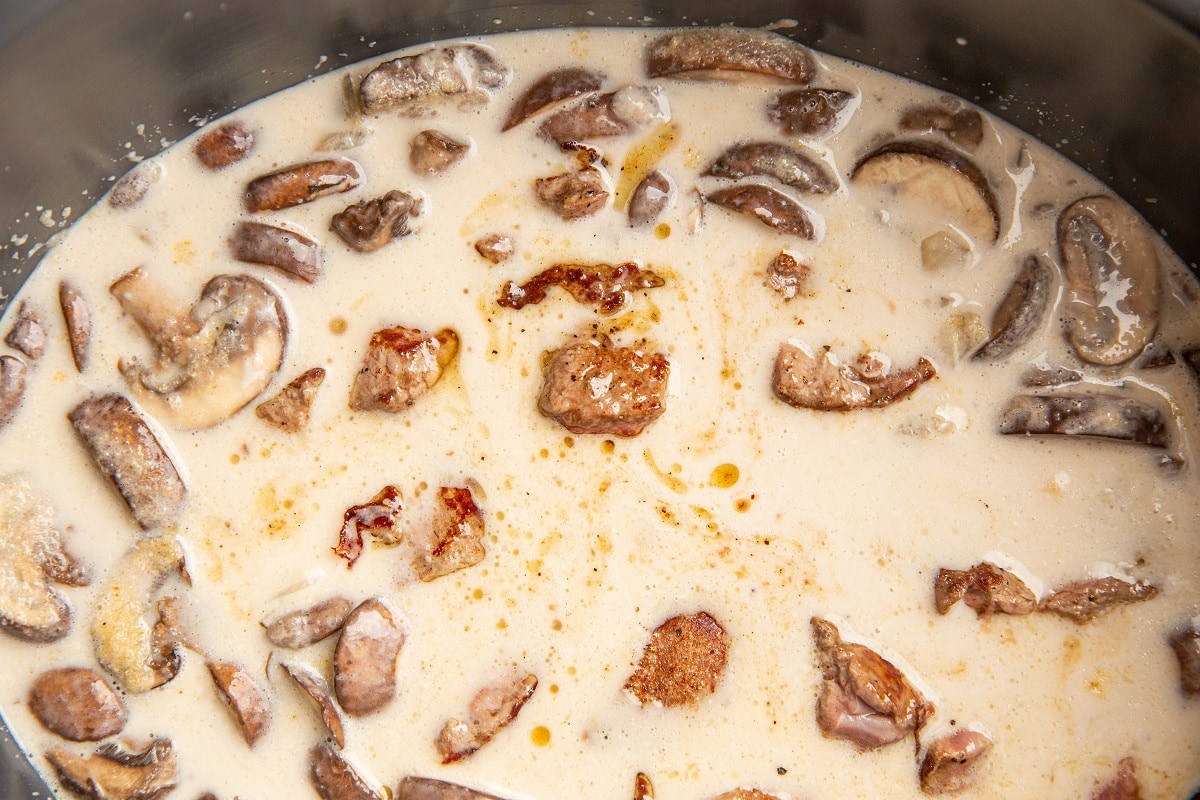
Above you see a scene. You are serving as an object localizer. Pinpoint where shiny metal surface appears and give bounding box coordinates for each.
[0,1,1197,797]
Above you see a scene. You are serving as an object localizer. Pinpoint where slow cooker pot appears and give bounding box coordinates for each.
[0,0,1197,797]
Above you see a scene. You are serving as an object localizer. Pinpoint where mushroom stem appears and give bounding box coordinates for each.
[110,268,196,351]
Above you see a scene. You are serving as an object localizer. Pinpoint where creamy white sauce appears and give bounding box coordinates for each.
[0,27,1197,800]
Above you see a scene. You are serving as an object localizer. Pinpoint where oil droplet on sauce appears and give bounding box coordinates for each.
[329,317,348,335]
[531,725,551,746]
[654,222,671,239]
[711,463,739,488]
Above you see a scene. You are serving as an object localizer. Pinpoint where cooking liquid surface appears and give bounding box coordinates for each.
[0,27,1198,800]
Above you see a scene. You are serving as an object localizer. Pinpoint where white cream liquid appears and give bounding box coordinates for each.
[0,26,1197,800]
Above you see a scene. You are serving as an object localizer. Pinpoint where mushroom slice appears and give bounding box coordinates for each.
[112,270,287,430]
[538,337,670,437]
[534,167,610,220]
[1058,195,1161,366]
[331,189,423,253]
[0,355,27,431]
[1169,622,1200,696]
[973,255,1054,361]
[414,486,486,582]
[1091,757,1140,800]
[245,158,363,212]
[230,221,322,283]
[998,393,1168,447]
[503,67,604,130]
[5,301,46,360]
[0,474,88,642]
[334,598,406,716]
[628,170,674,227]
[29,667,127,741]
[336,485,404,568]
[625,611,729,707]
[538,86,668,147]
[208,660,271,746]
[59,282,92,371]
[396,777,508,800]
[899,104,984,151]
[91,535,185,694]
[310,743,382,800]
[194,120,255,170]
[706,184,814,237]
[281,662,346,748]
[768,88,854,137]
[646,28,816,84]
[773,342,936,411]
[766,251,811,300]
[851,141,999,244]
[1039,576,1158,623]
[919,728,993,794]
[498,262,665,315]
[68,394,187,529]
[264,596,353,649]
[635,773,654,800]
[705,142,836,194]
[410,130,470,175]
[349,326,459,413]
[256,367,326,433]
[934,563,1036,617]
[358,44,510,116]
[108,163,161,209]
[46,739,176,800]
[436,672,537,763]
[811,616,933,750]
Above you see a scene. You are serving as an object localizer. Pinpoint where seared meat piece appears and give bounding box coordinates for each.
[59,282,92,371]
[47,739,177,800]
[256,367,325,433]
[766,252,810,300]
[410,129,470,175]
[230,221,322,283]
[934,563,1036,617]
[474,232,515,263]
[69,394,187,531]
[108,163,161,208]
[539,92,628,144]
[625,611,729,707]
[774,342,936,411]
[538,337,670,436]
[498,262,665,315]
[310,742,381,800]
[711,791,781,800]
[5,301,45,359]
[534,168,609,219]
[436,672,537,762]
[634,773,654,800]
[1091,757,1141,800]
[919,728,992,794]
[768,88,853,136]
[335,485,404,567]
[358,44,510,116]
[999,393,1168,447]
[334,598,406,716]
[0,355,26,429]
[194,120,255,169]
[245,158,363,212]
[706,184,814,237]
[208,660,271,746]
[811,616,933,750]
[628,170,674,227]
[281,661,346,749]
[900,104,984,151]
[504,67,604,130]
[29,667,126,741]
[415,486,486,581]
[1039,576,1158,623]
[332,189,423,253]
[349,326,458,412]
[264,596,353,649]
[1170,623,1200,695]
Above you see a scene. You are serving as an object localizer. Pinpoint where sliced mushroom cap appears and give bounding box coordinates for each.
[112,269,288,430]
[358,44,511,116]
[208,660,271,746]
[90,535,186,694]
[29,667,127,741]
[503,67,604,130]
[0,354,28,431]
[705,142,836,194]
[194,120,255,170]
[768,88,854,137]
[348,326,459,413]
[47,739,176,800]
[255,367,326,433]
[625,611,729,707]
[773,342,936,411]
[0,474,89,642]
[245,158,363,212]
[108,162,161,209]
[5,301,46,360]
[1039,576,1158,623]
[498,262,665,315]
[410,130,471,175]
[852,141,999,244]
[396,776,508,800]
[899,104,984,151]
[1169,623,1200,696]
[59,282,92,372]
[646,28,816,84]
[973,255,1054,361]
[333,598,406,716]
[331,190,423,253]
[534,168,610,220]
[230,221,322,283]
[264,596,353,649]
[628,170,674,227]
[280,661,346,749]
[919,728,993,794]
[69,394,187,530]
[998,393,1168,447]
[706,184,814,237]
[436,672,537,763]
[1058,195,1161,366]
[310,743,382,800]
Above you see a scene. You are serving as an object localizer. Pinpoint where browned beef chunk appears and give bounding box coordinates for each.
[414,486,486,581]
[349,326,458,412]
[498,262,664,315]
[335,485,404,567]
[255,367,325,433]
[331,190,422,253]
[766,252,810,300]
[774,343,935,411]
[1091,757,1141,800]
[625,611,729,707]
[934,563,1036,617]
[1039,576,1157,623]
[194,120,255,169]
[919,728,992,793]
[768,88,853,136]
[538,337,669,436]
[534,168,609,219]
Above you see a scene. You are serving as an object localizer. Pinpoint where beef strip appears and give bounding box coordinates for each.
[1039,576,1158,623]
